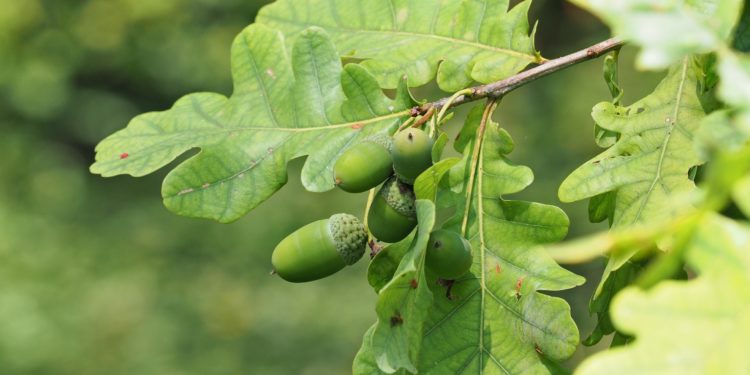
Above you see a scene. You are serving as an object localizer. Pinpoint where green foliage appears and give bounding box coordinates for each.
[414,158,461,201]
[560,58,708,330]
[359,200,436,373]
[570,0,743,69]
[91,25,415,223]
[368,234,414,293]
[717,51,750,111]
[257,0,542,91]
[413,105,583,373]
[735,2,750,52]
[577,214,750,374]
[76,0,750,373]
[560,58,707,229]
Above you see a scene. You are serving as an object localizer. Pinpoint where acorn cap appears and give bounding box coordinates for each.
[380,177,416,218]
[364,133,393,152]
[328,213,367,265]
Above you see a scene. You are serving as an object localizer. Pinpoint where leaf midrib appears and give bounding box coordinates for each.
[630,58,690,225]
[260,14,539,61]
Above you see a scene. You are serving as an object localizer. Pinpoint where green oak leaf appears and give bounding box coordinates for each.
[560,59,707,318]
[587,192,615,225]
[368,200,436,373]
[354,325,409,375]
[594,54,622,149]
[257,0,542,92]
[432,132,450,163]
[419,104,583,373]
[717,50,750,111]
[735,175,750,216]
[90,25,415,223]
[734,0,750,52]
[577,214,750,375]
[414,158,461,202]
[368,234,414,293]
[582,261,640,346]
[560,58,707,231]
[570,0,743,69]
[697,109,750,153]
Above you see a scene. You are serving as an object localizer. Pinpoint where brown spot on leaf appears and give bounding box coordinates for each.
[120,152,129,159]
[351,123,363,130]
[535,344,543,355]
[409,279,418,289]
[515,277,525,300]
[390,311,403,327]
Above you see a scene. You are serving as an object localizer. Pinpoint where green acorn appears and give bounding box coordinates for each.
[272,213,367,283]
[426,230,473,280]
[392,128,434,184]
[334,134,394,193]
[367,176,417,243]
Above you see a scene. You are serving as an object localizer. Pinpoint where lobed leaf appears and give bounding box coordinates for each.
[91,25,415,223]
[417,104,583,374]
[362,200,436,373]
[368,234,415,293]
[576,214,750,375]
[559,58,708,323]
[257,0,542,92]
[414,158,461,202]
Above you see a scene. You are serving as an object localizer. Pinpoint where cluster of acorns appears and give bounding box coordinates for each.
[271,128,473,283]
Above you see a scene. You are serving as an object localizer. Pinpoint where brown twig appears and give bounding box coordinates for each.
[417,37,624,115]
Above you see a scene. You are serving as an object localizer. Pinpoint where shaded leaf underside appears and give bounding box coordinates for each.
[257,0,541,92]
[91,25,414,222]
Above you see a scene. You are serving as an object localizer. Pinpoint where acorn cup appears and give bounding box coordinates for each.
[392,128,434,184]
[272,213,367,283]
[334,134,394,193]
[425,229,473,280]
[367,176,417,243]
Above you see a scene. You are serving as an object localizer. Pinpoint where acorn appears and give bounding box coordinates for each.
[392,128,434,184]
[426,230,473,280]
[334,134,394,193]
[367,176,417,243]
[272,213,367,283]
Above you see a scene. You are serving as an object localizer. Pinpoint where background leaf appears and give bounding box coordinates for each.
[569,0,743,69]
[559,58,707,326]
[577,214,750,375]
[735,1,750,52]
[417,105,583,373]
[91,25,415,222]
[257,0,542,92]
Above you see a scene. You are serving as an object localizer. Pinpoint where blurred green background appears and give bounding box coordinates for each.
[0,1,663,373]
